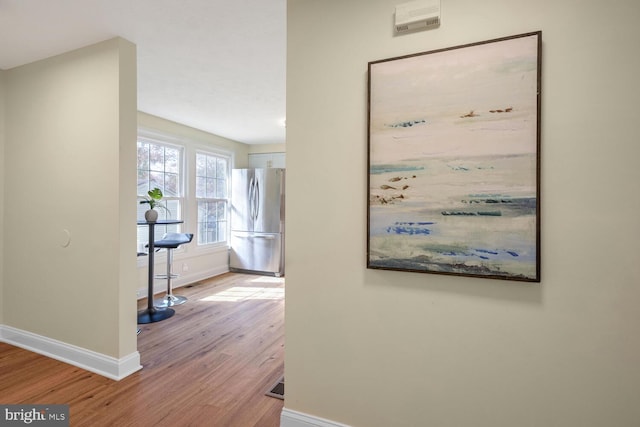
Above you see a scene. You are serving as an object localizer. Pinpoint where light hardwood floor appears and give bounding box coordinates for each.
[0,272,285,427]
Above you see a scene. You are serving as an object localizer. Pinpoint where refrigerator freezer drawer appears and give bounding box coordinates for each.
[229,232,283,276]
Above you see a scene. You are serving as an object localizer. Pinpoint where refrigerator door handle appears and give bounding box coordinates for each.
[248,177,256,222]
[254,179,260,221]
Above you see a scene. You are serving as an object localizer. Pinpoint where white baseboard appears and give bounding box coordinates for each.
[173,265,230,289]
[280,408,352,427]
[0,325,142,381]
[138,266,230,299]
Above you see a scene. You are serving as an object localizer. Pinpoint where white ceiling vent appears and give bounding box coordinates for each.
[395,0,441,33]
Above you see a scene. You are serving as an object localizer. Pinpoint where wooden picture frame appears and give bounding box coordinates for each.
[367,32,541,282]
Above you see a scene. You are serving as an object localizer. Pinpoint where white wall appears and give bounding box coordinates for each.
[285,1,640,426]
[248,143,286,154]
[3,38,138,361]
[0,70,5,325]
[135,112,250,296]
[117,40,139,357]
[138,111,250,165]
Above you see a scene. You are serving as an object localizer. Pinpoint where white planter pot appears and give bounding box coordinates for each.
[144,209,158,222]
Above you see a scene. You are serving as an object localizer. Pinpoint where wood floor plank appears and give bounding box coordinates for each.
[0,273,284,427]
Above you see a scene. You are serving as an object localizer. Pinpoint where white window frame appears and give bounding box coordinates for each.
[195,150,231,247]
[136,134,186,253]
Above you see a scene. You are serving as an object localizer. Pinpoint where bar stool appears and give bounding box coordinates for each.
[152,232,194,308]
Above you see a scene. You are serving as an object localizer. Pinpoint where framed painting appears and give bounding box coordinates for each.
[367,32,541,282]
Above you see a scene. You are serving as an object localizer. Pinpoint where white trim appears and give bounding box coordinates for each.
[280,408,352,427]
[172,265,230,287]
[195,144,234,161]
[0,325,142,381]
[137,266,230,299]
[138,126,186,147]
[138,125,235,159]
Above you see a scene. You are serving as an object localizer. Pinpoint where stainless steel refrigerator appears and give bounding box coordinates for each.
[229,168,285,276]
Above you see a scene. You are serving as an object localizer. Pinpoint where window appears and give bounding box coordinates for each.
[196,152,229,245]
[137,139,184,250]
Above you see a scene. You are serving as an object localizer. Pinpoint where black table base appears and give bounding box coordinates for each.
[137,307,175,324]
[137,219,183,324]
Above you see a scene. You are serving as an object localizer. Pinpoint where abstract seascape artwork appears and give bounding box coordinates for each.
[367,32,541,282]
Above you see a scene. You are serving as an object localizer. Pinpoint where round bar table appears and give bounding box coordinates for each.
[137,219,183,324]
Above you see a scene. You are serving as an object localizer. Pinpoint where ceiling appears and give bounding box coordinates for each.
[0,0,286,145]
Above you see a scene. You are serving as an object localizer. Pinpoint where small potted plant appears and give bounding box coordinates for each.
[140,187,168,222]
